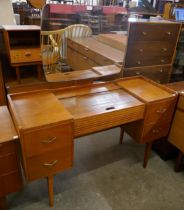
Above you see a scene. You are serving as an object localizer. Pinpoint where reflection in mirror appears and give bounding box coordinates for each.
[40,4,127,82]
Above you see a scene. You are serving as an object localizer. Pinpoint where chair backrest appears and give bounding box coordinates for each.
[163,2,172,19]
[63,24,92,59]
[40,29,64,73]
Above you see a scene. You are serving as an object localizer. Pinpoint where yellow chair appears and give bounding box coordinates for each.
[163,2,172,19]
[40,29,64,73]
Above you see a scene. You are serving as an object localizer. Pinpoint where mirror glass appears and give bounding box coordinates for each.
[40,3,128,82]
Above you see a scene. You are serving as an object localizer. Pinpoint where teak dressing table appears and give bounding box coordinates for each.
[7,76,177,206]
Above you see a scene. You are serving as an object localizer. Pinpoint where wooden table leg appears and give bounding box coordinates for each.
[37,64,42,80]
[175,151,183,172]
[47,175,54,207]
[0,196,7,210]
[119,126,124,144]
[15,66,21,84]
[143,142,153,168]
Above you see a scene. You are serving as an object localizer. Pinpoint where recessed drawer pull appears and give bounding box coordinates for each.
[25,52,31,57]
[166,31,172,36]
[156,108,166,113]
[142,32,147,35]
[139,49,143,52]
[162,48,167,52]
[106,106,115,110]
[152,129,160,133]
[83,56,87,60]
[0,143,3,147]
[41,137,57,144]
[84,47,89,51]
[43,160,58,167]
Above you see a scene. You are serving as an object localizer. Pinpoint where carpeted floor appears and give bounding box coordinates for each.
[7,128,184,210]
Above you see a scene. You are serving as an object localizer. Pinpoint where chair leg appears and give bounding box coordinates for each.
[143,142,153,168]
[47,175,54,207]
[175,151,183,172]
[119,126,124,144]
[0,196,7,210]
[15,67,21,84]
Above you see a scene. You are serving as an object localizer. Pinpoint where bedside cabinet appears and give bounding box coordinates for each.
[3,25,42,83]
[0,106,23,210]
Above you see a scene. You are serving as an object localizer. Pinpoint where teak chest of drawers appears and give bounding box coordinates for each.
[8,76,177,206]
[0,106,22,210]
[122,20,182,83]
[3,25,42,83]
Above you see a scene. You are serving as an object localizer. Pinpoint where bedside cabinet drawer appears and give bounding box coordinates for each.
[27,148,73,181]
[144,99,176,124]
[10,48,41,64]
[23,124,73,158]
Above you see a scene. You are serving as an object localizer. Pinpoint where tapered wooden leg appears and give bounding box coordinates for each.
[37,64,42,80]
[119,126,124,144]
[175,151,183,172]
[47,175,54,207]
[0,196,7,210]
[15,67,21,84]
[143,142,153,168]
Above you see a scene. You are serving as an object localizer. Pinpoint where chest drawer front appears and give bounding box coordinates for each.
[0,153,19,175]
[23,124,73,158]
[94,53,114,66]
[126,42,175,59]
[0,141,17,157]
[10,48,41,64]
[76,44,95,60]
[125,54,172,68]
[177,94,184,111]
[27,148,73,181]
[123,66,171,84]
[144,98,176,124]
[142,120,171,143]
[128,23,180,42]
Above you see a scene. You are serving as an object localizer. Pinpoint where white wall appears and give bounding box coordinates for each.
[0,0,15,25]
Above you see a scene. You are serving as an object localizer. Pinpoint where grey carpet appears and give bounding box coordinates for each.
[7,128,184,210]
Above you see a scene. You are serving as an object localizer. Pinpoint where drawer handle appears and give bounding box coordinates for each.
[25,52,31,57]
[156,108,166,113]
[137,61,141,65]
[162,48,167,52]
[83,56,87,60]
[152,129,160,133]
[106,106,115,110]
[160,59,165,63]
[84,47,89,51]
[136,71,140,75]
[0,143,3,148]
[41,137,57,144]
[139,49,143,52]
[160,69,163,73]
[142,32,147,35]
[43,160,58,167]
[166,31,172,36]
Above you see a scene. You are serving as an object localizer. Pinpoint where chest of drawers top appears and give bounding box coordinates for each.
[0,106,18,143]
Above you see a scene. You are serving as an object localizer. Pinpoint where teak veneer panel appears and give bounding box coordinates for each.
[8,91,73,130]
[0,106,18,143]
[116,78,175,102]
